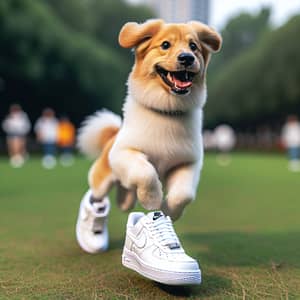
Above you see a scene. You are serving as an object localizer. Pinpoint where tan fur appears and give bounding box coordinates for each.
[83,19,221,219]
[89,136,116,196]
[89,136,137,211]
[99,126,119,149]
[120,20,221,86]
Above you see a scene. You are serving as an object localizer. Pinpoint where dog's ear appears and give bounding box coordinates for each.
[119,19,164,49]
[189,21,222,53]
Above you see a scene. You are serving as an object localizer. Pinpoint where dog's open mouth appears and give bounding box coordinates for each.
[156,65,196,95]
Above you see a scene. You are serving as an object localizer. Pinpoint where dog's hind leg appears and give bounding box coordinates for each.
[88,137,116,202]
[88,135,137,209]
[116,183,137,211]
[76,136,116,253]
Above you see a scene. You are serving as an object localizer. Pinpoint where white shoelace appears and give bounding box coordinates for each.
[149,216,181,249]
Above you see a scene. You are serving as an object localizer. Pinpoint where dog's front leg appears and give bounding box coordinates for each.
[162,161,202,221]
[109,148,163,210]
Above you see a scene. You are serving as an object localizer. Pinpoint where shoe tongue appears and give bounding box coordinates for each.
[147,211,165,221]
[147,211,181,250]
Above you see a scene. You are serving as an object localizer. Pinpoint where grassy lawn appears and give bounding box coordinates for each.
[0,153,299,299]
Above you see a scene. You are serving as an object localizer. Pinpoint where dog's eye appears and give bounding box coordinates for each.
[189,42,198,51]
[161,41,171,50]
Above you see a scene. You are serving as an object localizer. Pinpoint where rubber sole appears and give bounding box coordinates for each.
[122,248,201,285]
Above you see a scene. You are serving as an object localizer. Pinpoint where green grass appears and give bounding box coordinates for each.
[0,153,300,299]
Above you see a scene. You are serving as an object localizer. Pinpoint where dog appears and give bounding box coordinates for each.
[78,19,222,221]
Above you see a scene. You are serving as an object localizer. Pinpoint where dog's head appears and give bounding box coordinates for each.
[119,19,221,112]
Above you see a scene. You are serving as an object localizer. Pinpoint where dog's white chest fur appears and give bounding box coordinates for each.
[112,96,203,178]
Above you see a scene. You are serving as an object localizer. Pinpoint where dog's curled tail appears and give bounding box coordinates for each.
[77,110,122,159]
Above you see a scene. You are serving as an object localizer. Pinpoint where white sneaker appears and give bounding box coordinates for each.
[122,211,201,285]
[60,153,74,167]
[76,190,110,253]
[42,155,56,169]
[10,155,24,168]
[288,160,300,172]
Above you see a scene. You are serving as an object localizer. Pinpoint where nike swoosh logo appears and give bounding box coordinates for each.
[153,211,163,221]
[129,230,147,249]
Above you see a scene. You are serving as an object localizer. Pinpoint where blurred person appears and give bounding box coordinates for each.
[34,108,58,169]
[57,116,76,166]
[2,104,31,167]
[281,115,300,172]
[214,124,236,166]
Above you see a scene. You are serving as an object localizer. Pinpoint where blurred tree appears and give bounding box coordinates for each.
[0,0,154,127]
[46,0,154,63]
[205,15,300,130]
[209,7,271,72]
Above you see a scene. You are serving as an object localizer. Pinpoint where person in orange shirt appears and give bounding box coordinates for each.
[57,116,76,166]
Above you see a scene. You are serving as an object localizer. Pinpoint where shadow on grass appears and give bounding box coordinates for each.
[156,273,231,298]
[183,231,300,267]
[106,238,232,298]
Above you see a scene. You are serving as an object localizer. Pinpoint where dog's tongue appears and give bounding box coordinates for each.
[172,75,192,89]
[174,79,192,88]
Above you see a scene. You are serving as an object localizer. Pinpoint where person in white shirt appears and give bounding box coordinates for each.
[214,124,236,166]
[34,108,58,169]
[2,104,31,167]
[281,115,300,171]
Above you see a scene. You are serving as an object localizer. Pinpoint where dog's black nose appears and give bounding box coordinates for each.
[178,53,195,67]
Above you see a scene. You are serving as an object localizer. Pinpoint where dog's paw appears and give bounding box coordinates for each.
[137,179,163,210]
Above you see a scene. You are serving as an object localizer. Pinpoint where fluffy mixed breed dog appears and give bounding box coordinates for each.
[78,19,221,218]
[76,19,221,285]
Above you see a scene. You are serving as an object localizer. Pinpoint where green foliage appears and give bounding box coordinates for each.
[209,8,271,73]
[206,12,300,129]
[206,12,300,128]
[46,0,153,57]
[0,0,154,125]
